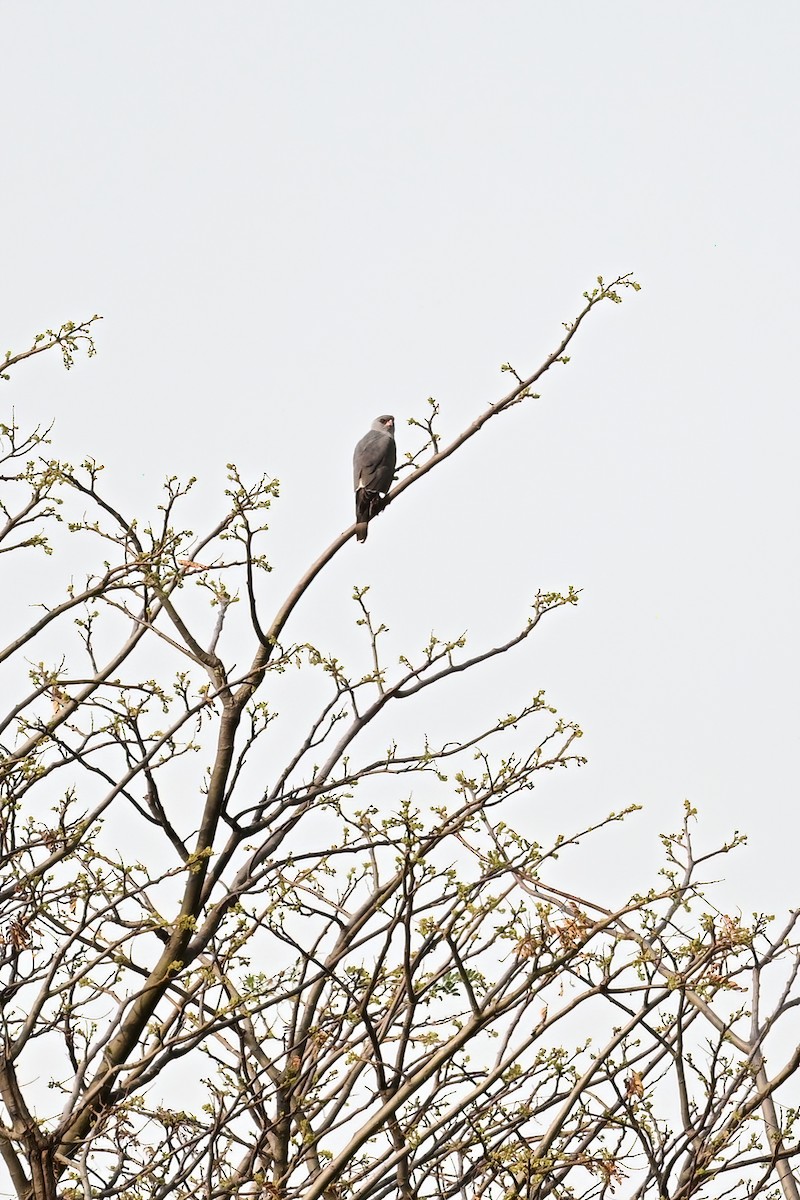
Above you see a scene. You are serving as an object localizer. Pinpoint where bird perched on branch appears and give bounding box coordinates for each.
[353,415,396,543]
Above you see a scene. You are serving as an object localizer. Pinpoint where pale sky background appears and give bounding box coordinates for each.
[3,3,799,915]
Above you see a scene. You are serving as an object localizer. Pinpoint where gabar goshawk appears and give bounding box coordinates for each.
[353,415,396,543]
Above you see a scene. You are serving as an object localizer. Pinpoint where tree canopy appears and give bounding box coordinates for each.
[2,280,799,1200]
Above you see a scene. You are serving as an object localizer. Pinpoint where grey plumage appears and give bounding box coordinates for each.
[353,415,396,542]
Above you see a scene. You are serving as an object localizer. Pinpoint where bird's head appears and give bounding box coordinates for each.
[373,414,395,435]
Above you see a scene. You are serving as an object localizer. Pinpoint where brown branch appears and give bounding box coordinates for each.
[239,276,638,673]
[1,316,102,380]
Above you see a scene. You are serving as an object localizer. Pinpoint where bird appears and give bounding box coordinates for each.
[353,415,396,542]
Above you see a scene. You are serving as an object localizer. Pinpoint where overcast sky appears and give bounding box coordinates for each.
[3,3,798,914]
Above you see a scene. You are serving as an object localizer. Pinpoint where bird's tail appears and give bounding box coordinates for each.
[355,488,372,543]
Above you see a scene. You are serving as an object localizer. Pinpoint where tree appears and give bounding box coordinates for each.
[1,284,798,1200]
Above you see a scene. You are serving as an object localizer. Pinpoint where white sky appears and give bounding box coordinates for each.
[3,3,799,914]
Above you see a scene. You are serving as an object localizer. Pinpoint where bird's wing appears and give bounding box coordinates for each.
[354,431,395,492]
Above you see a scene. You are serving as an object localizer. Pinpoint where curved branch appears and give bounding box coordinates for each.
[1,316,102,380]
[237,275,639,682]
